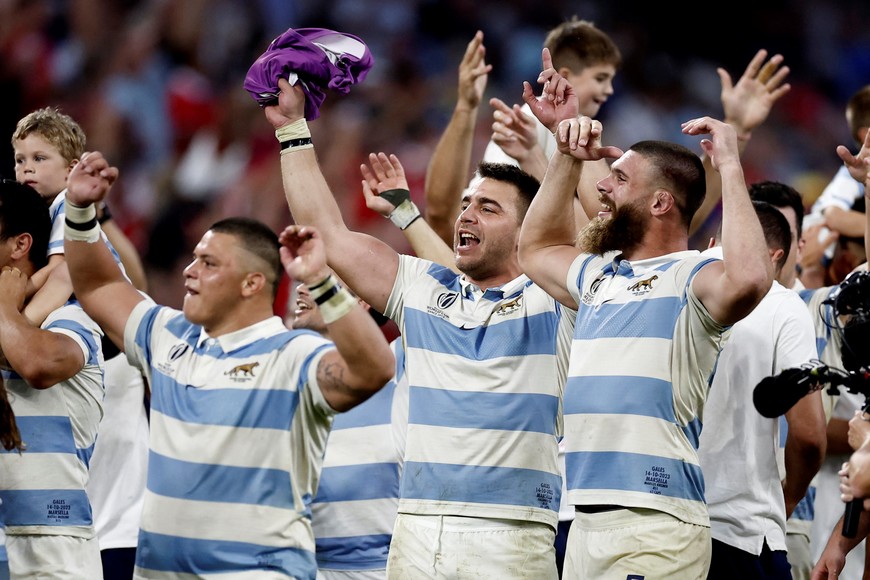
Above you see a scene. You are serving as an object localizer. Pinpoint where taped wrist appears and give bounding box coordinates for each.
[380,189,421,230]
[276,119,313,154]
[64,202,101,243]
[308,274,357,324]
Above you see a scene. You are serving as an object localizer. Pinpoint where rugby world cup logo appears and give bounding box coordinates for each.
[437,292,458,309]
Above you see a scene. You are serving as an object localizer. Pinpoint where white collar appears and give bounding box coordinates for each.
[195,316,288,351]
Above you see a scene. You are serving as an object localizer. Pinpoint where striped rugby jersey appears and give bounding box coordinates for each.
[124,300,336,579]
[384,255,575,529]
[563,250,725,527]
[0,301,104,538]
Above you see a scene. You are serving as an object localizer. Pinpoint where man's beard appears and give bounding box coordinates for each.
[575,201,648,256]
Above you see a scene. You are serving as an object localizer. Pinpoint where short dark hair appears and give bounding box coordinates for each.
[749,180,805,238]
[752,200,792,274]
[627,140,706,229]
[208,217,281,299]
[544,17,622,73]
[0,180,50,270]
[476,162,541,220]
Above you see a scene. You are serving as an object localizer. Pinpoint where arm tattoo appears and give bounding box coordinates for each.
[317,356,351,395]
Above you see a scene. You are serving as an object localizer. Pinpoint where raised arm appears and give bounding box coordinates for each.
[279,224,394,412]
[520,49,580,135]
[264,79,399,313]
[488,98,550,180]
[361,152,457,270]
[682,117,773,324]
[520,47,608,229]
[519,115,622,307]
[63,151,144,350]
[691,49,791,235]
[424,30,491,245]
[21,202,147,328]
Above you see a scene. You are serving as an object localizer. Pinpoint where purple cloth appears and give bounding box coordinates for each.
[244,27,374,120]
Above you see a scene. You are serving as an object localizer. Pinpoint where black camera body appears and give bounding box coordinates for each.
[825,270,870,373]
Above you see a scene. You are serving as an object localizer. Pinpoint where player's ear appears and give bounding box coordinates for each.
[8,233,32,260]
[241,272,267,297]
[651,189,675,215]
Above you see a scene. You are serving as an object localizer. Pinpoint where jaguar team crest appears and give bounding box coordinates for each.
[226,362,260,378]
[628,275,658,294]
[496,295,523,315]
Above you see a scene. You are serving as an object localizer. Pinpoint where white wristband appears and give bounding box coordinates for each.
[389,199,421,230]
[308,274,357,324]
[275,119,311,143]
[64,203,101,243]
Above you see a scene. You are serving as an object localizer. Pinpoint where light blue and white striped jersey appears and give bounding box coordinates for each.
[0,191,111,567]
[563,251,725,527]
[312,338,407,574]
[123,300,337,580]
[384,255,575,529]
[47,190,67,257]
[0,300,104,538]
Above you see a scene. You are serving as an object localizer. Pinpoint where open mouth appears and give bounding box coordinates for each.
[458,232,480,248]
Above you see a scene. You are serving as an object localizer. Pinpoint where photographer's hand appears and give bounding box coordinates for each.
[848,409,870,451]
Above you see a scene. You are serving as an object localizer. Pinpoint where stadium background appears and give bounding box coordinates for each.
[1,0,868,309]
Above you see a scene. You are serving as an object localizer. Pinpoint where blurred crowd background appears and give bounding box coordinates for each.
[1,0,868,308]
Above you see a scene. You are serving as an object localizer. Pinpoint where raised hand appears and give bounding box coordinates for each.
[278,225,329,285]
[681,117,741,172]
[264,77,306,129]
[718,49,791,139]
[66,151,119,207]
[837,129,870,188]
[554,116,623,161]
[523,48,579,132]
[490,97,541,162]
[848,410,870,452]
[360,152,410,218]
[845,446,870,511]
[457,31,491,112]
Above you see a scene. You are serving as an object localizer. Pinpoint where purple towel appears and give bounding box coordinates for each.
[244,27,374,120]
